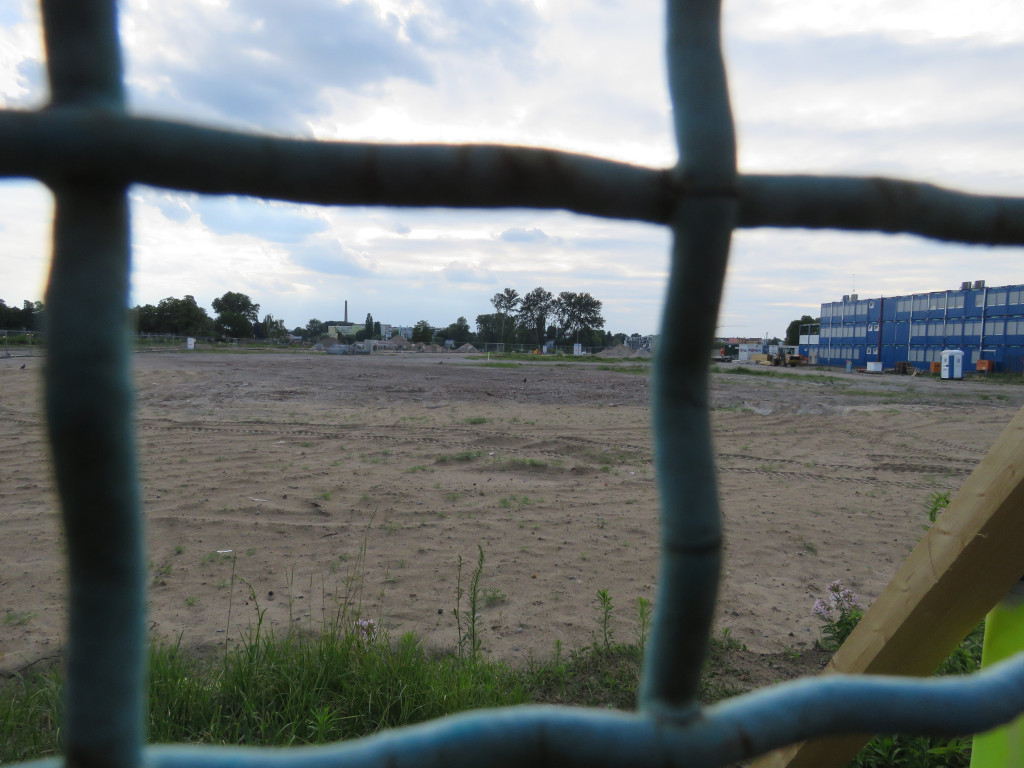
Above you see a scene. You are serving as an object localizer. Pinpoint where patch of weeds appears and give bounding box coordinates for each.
[463,417,488,425]
[594,590,615,650]
[633,597,652,654]
[184,596,198,607]
[453,546,486,659]
[319,491,332,501]
[483,587,507,607]
[173,545,185,555]
[924,490,951,528]
[500,457,550,471]
[3,610,36,627]
[405,465,433,474]
[437,450,483,463]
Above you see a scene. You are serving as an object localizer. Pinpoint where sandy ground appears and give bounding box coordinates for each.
[3,351,1022,678]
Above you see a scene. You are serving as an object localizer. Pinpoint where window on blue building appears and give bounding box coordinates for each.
[987,290,1007,307]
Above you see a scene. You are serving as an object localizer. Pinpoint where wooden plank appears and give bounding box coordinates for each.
[752,405,1024,768]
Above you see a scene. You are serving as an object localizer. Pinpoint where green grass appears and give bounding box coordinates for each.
[435,450,483,463]
[596,364,650,375]
[0,613,986,766]
[2,611,36,628]
[0,519,989,768]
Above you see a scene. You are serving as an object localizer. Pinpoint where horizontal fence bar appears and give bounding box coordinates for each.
[2,110,1022,245]
[18,654,1024,768]
[0,109,675,224]
[738,174,1024,246]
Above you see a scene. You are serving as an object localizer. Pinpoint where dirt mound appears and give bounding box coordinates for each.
[596,345,635,358]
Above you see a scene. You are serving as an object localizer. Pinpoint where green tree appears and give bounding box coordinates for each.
[0,299,14,328]
[553,291,604,344]
[157,295,212,336]
[255,313,287,340]
[474,313,502,344]
[304,318,327,341]
[441,316,471,344]
[355,313,375,342]
[516,287,553,348]
[0,299,41,330]
[490,288,520,343]
[785,315,819,346]
[212,291,259,339]
[411,320,433,343]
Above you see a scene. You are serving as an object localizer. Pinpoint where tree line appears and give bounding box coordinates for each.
[4,285,628,348]
[133,292,286,340]
[0,299,44,332]
[298,287,623,348]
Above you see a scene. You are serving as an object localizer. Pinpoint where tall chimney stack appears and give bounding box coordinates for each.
[344,300,348,323]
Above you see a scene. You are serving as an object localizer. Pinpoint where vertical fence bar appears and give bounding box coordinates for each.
[40,3,143,768]
[639,0,737,720]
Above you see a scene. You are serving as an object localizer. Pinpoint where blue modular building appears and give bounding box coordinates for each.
[799,281,1024,373]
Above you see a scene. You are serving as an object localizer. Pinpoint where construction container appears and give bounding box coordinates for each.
[977,359,995,373]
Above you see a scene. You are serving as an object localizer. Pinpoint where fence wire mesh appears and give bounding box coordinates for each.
[6,1,1024,767]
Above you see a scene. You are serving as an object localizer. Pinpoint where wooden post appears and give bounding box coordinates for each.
[754,405,1024,768]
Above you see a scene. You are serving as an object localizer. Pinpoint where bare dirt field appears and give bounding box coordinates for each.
[3,351,1022,683]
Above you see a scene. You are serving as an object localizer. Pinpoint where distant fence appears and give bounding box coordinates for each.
[1,329,43,358]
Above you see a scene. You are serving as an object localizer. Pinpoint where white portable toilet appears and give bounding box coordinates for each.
[941,349,964,380]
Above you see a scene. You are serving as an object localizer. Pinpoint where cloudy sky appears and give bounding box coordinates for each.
[2,0,1023,338]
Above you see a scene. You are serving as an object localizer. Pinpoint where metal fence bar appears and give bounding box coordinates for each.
[638,0,735,722]
[3,112,1024,244]
[39,5,145,768]
[8,0,1024,767]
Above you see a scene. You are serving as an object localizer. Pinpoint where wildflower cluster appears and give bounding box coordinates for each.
[354,618,378,643]
[813,579,863,651]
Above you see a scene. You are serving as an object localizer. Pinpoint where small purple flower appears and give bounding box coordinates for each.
[355,618,377,641]
[839,588,861,609]
[812,598,831,619]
